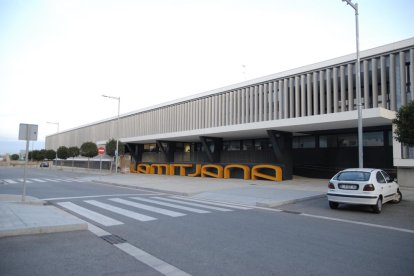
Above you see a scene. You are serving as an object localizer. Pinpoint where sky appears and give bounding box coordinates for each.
[1,0,414,155]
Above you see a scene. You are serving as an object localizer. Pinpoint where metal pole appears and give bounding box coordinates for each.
[342,0,363,168]
[116,97,120,174]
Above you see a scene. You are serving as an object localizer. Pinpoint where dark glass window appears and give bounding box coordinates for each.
[363,132,384,146]
[338,134,357,147]
[223,141,241,151]
[376,171,386,183]
[319,135,338,148]
[293,136,316,149]
[144,143,157,152]
[334,171,370,181]
[242,140,254,151]
[255,139,272,151]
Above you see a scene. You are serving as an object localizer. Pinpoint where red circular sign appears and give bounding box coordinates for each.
[98,147,105,154]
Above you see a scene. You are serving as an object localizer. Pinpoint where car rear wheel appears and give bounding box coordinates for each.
[391,190,402,204]
[372,197,382,214]
[329,201,339,209]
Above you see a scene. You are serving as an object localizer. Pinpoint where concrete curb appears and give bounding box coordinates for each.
[256,194,326,208]
[0,222,88,238]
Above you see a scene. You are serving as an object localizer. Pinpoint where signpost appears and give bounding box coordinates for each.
[98,147,105,171]
[18,123,38,202]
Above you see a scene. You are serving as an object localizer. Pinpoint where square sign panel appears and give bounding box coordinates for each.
[19,123,38,141]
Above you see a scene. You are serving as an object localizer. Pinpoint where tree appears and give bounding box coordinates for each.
[57,146,69,166]
[10,154,19,161]
[45,149,56,160]
[80,142,98,169]
[68,146,80,158]
[105,138,125,157]
[393,100,414,146]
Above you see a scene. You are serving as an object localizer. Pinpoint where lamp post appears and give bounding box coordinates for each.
[342,0,363,168]
[46,121,59,167]
[102,94,120,173]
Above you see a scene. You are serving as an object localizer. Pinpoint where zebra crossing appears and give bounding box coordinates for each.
[55,195,252,226]
[0,177,95,185]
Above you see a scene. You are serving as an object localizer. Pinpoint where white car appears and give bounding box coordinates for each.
[327,168,402,213]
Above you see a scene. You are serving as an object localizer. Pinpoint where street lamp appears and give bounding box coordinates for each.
[342,0,363,168]
[46,121,59,167]
[102,94,120,173]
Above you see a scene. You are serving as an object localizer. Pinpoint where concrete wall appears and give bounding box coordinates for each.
[397,167,414,188]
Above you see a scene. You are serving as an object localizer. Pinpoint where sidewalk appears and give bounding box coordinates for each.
[0,195,87,238]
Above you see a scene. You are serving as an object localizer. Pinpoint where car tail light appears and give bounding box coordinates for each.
[363,184,375,191]
[328,182,335,189]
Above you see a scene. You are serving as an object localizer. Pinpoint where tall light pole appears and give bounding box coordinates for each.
[102,94,120,173]
[46,121,59,167]
[342,0,363,168]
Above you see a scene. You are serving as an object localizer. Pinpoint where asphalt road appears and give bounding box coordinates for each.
[1,167,414,275]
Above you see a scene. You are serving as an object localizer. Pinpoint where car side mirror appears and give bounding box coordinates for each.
[393,178,398,183]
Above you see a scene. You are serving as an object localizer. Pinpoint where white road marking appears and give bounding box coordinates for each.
[17,178,33,183]
[152,197,233,212]
[42,193,161,201]
[42,178,59,182]
[30,178,47,182]
[170,196,253,210]
[109,198,186,217]
[115,243,191,276]
[57,202,123,226]
[130,197,210,214]
[87,222,111,237]
[3,179,18,184]
[85,200,157,222]
[301,213,414,234]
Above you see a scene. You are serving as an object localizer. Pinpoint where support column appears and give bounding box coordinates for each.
[363,60,370,109]
[313,72,319,115]
[372,58,378,107]
[380,56,387,108]
[306,74,312,116]
[289,77,295,118]
[390,54,397,111]
[267,130,293,180]
[326,68,332,114]
[340,65,346,112]
[333,67,339,113]
[156,140,175,163]
[301,75,306,116]
[348,63,354,111]
[319,70,325,115]
[400,51,407,106]
[295,76,300,117]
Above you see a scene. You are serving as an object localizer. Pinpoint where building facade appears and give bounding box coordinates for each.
[46,38,414,182]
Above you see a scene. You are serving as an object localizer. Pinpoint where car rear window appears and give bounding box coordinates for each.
[334,171,371,181]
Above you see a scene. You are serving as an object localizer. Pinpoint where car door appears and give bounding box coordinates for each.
[381,170,398,198]
[376,171,392,201]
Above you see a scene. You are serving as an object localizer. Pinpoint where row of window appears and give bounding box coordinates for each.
[293,131,392,149]
[142,131,390,153]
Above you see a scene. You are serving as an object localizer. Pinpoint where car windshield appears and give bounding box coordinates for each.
[334,171,371,181]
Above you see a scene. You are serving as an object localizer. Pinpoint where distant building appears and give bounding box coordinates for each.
[46,38,414,185]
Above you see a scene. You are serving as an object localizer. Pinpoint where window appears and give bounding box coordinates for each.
[254,139,272,151]
[223,141,241,151]
[334,171,370,181]
[293,136,316,149]
[144,143,157,152]
[242,140,254,151]
[380,170,392,183]
[319,135,338,148]
[338,134,357,147]
[376,171,386,183]
[363,132,384,146]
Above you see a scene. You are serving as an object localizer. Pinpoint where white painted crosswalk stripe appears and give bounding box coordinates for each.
[170,196,253,210]
[42,178,59,182]
[109,198,186,217]
[3,179,18,184]
[152,197,233,212]
[57,202,123,226]
[85,200,157,222]
[130,197,210,214]
[17,178,32,183]
[30,178,47,182]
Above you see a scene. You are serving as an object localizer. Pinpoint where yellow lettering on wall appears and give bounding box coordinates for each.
[169,164,193,176]
[201,164,224,178]
[150,164,170,175]
[251,164,282,182]
[132,163,283,181]
[224,164,251,180]
[130,164,138,173]
[187,164,201,177]
[137,164,151,174]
